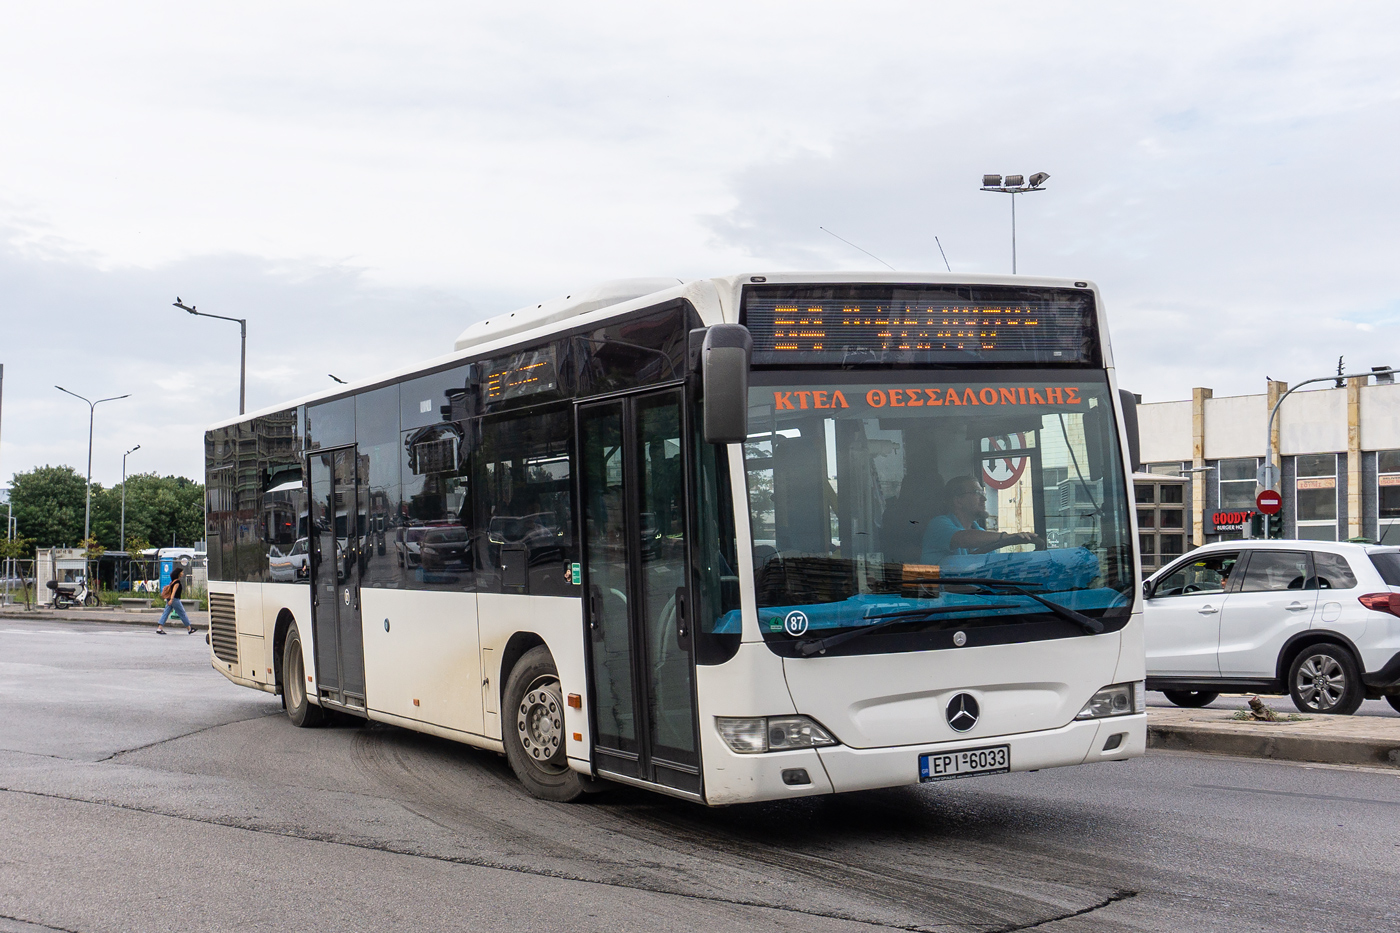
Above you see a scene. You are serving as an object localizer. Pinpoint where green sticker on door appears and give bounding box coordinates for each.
[570,562,582,585]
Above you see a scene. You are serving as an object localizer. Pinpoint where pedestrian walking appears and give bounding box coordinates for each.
[156,566,195,635]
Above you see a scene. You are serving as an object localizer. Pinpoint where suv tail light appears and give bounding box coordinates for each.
[1357,593,1400,617]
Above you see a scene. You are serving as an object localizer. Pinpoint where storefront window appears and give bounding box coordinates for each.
[1378,450,1400,545]
[1295,453,1337,541]
[1218,458,1258,509]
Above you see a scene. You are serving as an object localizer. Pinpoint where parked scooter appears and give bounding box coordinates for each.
[47,575,97,608]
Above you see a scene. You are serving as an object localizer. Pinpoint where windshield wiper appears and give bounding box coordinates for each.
[795,603,1022,657]
[935,578,1105,635]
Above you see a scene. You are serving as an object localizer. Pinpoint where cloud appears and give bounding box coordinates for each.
[0,235,517,487]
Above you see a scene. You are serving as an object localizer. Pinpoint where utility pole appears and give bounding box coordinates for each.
[1261,365,1398,494]
[55,387,130,544]
[120,445,141,554]
[175,299,247,414]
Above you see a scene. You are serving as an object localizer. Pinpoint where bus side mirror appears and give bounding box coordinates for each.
[702,324,752,444]
[1119,389,1142,473]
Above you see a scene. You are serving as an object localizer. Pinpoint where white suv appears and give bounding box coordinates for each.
[1144,540,1400,715]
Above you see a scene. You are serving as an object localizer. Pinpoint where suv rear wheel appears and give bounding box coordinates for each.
[1162,690,1219,708]
[1288,643,1364,715]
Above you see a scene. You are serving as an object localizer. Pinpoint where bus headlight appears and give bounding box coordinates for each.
[715,716,838,754]
[1075,682,1145,720]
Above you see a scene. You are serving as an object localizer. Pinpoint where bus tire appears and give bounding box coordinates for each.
[283,623,325,728]
[1161,690,1219,708]
[503,645,587,802]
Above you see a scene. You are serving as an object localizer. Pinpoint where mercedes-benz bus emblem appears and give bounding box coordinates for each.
[946,693,979,732]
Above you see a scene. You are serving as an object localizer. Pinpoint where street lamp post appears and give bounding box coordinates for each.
[174,298,247,414]
[120,445,140,554]
[55,387,130,545]
[1259,366,1397,539]
[980,173,1050,274]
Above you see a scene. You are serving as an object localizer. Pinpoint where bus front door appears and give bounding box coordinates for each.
[579,388,701,796]
[309,446,368,709]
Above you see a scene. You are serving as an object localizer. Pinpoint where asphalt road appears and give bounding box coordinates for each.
[0,618,1397,933]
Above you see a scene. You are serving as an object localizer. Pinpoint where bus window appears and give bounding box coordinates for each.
[474,406,575,596]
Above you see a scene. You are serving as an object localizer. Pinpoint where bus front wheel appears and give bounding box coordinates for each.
[503,645,588,802]
[283,623,325,728]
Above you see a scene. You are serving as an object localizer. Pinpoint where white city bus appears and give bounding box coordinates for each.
[204,273,1146,804]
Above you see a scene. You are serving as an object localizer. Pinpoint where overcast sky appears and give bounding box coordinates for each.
[4,2,1400,490]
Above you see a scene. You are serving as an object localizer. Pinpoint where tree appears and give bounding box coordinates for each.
[0,535,35,561]
[8,466,89,548]
[10,466,204,552]
[96,474,205,551]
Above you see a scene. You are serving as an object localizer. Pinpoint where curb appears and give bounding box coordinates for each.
[1149,720,1400,769]
[0,609,209,629]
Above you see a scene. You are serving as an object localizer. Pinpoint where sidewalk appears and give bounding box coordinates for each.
[0,604,210,628]
[1149,706,1400,769]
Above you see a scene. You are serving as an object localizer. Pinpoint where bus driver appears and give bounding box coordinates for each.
[921,475,1045,564]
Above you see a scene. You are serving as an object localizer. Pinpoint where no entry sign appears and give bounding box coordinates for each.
[1256,489,1283,515]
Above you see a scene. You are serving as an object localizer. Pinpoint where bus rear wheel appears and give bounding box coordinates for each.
[283,623,325,728]
[503,646,588,802]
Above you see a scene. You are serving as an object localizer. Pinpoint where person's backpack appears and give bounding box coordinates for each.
[160,581,175,600]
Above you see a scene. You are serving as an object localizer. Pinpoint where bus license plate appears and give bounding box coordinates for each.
[919,745,1010,782]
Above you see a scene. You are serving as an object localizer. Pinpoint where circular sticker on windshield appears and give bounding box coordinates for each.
[982,433,1029,490]
[783,610,810,636]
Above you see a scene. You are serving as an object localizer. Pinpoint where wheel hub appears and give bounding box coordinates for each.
[517,678,564,766]
[1296,655,1344,710]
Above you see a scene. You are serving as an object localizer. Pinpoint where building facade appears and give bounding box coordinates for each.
[1137,375,1400,550]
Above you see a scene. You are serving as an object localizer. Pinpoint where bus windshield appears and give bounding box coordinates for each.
[742,370,1134,655]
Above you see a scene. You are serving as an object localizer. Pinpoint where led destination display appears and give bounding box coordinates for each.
[762,383,1096,412]
[742,285,1097,365]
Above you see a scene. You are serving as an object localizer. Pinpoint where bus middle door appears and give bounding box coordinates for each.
[309,446,368,710]
[578,387,701,796]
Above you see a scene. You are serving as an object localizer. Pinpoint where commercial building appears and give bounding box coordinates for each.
[1136,373,1400,569]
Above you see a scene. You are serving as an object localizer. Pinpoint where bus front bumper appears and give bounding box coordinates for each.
[814,714,1147,794]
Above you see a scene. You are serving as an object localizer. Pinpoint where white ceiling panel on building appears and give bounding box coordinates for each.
[1360,383,1400,451]
[1137,399,1192,463]
[1279,387,1347,455]
[1204,393,1267,459]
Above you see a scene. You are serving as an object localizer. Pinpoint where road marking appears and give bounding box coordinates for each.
[1195,784,1400,807]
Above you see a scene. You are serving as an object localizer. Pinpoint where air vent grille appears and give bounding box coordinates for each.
[209,593,239,665]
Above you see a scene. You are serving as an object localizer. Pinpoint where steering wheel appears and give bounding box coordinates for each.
[1182,584,1202,594]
